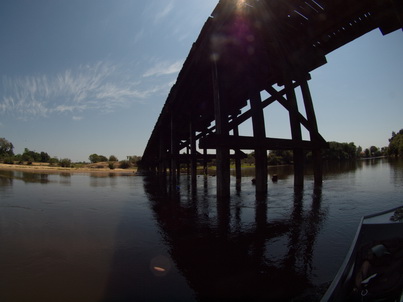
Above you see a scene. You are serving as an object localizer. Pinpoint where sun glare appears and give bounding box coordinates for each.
[235,0,247,10]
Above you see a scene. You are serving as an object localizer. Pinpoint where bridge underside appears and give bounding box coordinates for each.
[141,0,403,196]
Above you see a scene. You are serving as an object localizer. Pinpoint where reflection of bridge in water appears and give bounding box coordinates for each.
[143,175,326,300]
[141,0,402,196]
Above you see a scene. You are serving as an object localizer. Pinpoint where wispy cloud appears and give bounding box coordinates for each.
[0,61,167,120]
[154,1,174,23]
[143,60,183,78]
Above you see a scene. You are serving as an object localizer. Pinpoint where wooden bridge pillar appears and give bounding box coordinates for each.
[170,112,178,189]
[158,136,167,176]
[285,79,304,188]
[232,117,242,190]
[249,89,268,195]
[203,148,208,176]
[189,118,197,185]
[212,60,230,197]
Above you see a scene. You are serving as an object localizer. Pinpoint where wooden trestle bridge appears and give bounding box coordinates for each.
[141,0,402,196]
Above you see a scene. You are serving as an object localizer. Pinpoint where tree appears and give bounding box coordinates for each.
[356,146,363,158]
[49,157,59,166]
[89,153,107,163]
[127,155,142,166]
[98,155,108,162]
[369,146,379,156]
[388,129,403,157]
[119,160,131,169]
[242,152,255,166]
[89,154,98,163]
[322,142,357,160]
[40,152,50,163]
[109,155,118,162]
[268,150,293,165]
[0,138,14,157]
[22,148,40,163]
[59,158,71,167]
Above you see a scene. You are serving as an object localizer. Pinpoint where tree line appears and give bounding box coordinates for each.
[0,138,141,169]
[0,143,71,166]
[265,142,384,166]
[213,130,403,167]
[88,154,142,169]
[1,129,402,167]
[245,129,403,166]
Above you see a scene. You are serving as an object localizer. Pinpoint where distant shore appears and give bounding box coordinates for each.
[0,162,138,175]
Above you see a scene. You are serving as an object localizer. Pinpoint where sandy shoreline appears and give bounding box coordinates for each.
[0,163,138,175]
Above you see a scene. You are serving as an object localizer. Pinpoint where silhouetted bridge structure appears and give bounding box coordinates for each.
[141,0,402,196]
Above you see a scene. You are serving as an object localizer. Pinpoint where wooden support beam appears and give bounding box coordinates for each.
[169,152,247,162]
[189,118,197,183]
[249,88,268,194]
[199,135,328,150]
[300,78,323,185]
[203,148,208,175]
[265,85,327,144]
[158,135,166,176]
[212,60,230,197]
[179,83,300,151]
[170,112,178,189]
[232,116,242,187]
[285,79,304,187]
[300,79,318,132]
[181,81,325,154]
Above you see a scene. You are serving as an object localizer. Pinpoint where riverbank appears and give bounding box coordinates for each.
[0,162,138,175]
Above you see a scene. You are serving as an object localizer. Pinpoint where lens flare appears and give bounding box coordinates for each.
[235,0,247,11]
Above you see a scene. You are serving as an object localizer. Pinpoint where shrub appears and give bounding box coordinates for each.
[59,158,71,167]
[3,157,14,164]
[108,162,115,169]
[109,155,118,162]
[119,160,130,169]
[49,157,59,166]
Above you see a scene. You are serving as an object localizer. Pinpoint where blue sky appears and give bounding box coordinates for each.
[0,1,402,162]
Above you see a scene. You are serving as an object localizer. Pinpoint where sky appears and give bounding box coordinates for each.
[0,0,402,162]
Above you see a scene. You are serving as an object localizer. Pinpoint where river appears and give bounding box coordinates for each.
[0,158,402,301]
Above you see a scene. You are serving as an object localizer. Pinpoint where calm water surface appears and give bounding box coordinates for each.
[0,158,402,301]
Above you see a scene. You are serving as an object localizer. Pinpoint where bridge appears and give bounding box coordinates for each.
[141,0,402,196]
